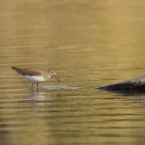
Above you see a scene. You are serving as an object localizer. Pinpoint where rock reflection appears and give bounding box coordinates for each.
[99,89,145,99]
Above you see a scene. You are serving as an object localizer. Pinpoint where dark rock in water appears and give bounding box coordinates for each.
[97,76,145,91]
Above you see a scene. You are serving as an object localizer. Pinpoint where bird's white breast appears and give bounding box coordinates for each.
[23,75,46,83]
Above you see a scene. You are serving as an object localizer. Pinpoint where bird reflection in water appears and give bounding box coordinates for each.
[24,92,46,100]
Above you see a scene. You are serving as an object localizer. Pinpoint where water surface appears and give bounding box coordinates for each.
[1,0,145,145]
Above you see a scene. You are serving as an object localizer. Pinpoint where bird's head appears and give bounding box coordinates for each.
[48,69,61,83]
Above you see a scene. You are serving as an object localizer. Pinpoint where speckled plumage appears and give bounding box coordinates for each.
[11,66,61,91]
[11,66,50,79]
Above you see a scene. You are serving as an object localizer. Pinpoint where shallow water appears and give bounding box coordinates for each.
[1,0,145,145]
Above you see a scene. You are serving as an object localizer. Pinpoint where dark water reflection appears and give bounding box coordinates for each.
[98,89,145,100]
[1,0,145,145]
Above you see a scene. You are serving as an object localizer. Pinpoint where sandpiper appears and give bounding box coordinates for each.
[11,66,61,91]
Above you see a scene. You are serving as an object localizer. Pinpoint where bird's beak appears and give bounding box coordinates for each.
[55,76,61,83]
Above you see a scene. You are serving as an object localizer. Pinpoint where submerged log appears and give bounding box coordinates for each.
[97,76,145,91]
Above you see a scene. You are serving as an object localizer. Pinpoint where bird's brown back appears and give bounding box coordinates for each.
[11,66,48,77]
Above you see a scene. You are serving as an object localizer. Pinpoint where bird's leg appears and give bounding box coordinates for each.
[37,83,39,92]
[31,83,34,91]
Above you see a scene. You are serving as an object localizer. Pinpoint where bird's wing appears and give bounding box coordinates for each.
[12,66,45,76]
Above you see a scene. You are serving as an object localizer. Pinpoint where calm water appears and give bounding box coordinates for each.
[1,0,145,145]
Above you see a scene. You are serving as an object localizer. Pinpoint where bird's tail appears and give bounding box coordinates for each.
[11,66,22,74]
[11,66,16,70]
[11,66,19,71]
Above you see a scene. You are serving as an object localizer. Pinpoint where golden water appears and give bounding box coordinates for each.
[1,0,145,145]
